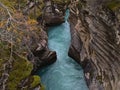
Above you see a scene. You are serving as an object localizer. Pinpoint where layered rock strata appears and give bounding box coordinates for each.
[69,0,120,90]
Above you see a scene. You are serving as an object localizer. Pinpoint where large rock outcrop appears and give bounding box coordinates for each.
[69,0,120,90]
[27,29,57,74]
[43,0,65,26]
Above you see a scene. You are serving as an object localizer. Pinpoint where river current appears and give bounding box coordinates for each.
[38,9,88,90]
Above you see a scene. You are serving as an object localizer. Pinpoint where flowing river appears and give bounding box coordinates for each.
[38,9,88,90]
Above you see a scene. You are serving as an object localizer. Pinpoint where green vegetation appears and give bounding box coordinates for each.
[52,0,70,4]
[0,0,44,90]
[0,42,11,77]
[26,0,45,19]
[0,42,43,90]
[31,76,40,87]
[7,54,33,90]
[106,0,120,10]
[31,75,45,90]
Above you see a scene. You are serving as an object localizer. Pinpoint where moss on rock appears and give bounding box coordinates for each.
[7,54,33,90]
[106,0,120,11]
[0,45,44,90]
[31,75,40,88]
[52,0,70,4]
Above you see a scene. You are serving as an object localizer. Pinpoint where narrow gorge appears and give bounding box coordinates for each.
[38,9,88,90]
[0,0,120,90]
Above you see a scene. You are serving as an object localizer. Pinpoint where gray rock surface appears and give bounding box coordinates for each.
[69,0,120,90]
[43,0,65,26]
[27,29,57,74]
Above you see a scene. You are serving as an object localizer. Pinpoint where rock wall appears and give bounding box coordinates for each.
[27,29,57,74]
[69,0,120,90]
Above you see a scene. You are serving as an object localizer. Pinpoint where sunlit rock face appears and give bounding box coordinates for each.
[69,0,120,90]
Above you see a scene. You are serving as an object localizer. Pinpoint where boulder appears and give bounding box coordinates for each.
[44,15,65,26]
[27,30,57,75]
[30,50,57,74]
[42,0,65,27]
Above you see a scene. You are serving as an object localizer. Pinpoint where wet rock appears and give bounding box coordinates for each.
[68,22,82,63]
[28,50,56,75]
[30,50,57,74]
[44,15,65,26]
[42,0,65,27]
[69,0,120,90]
[27,30,57,74]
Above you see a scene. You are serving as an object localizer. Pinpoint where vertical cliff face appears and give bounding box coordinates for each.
[69,0,120,90]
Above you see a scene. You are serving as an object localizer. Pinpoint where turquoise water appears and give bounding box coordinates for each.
[38,9,88,90]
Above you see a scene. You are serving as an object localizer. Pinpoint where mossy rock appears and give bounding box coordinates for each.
[30,75,45,90]
[7,54,33,90]
[52,0,70,4]
[106,0,120,11]
[0,42,43,90]
[31,75,40,88]
[31,75,45,90]
[0,42,11,77]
